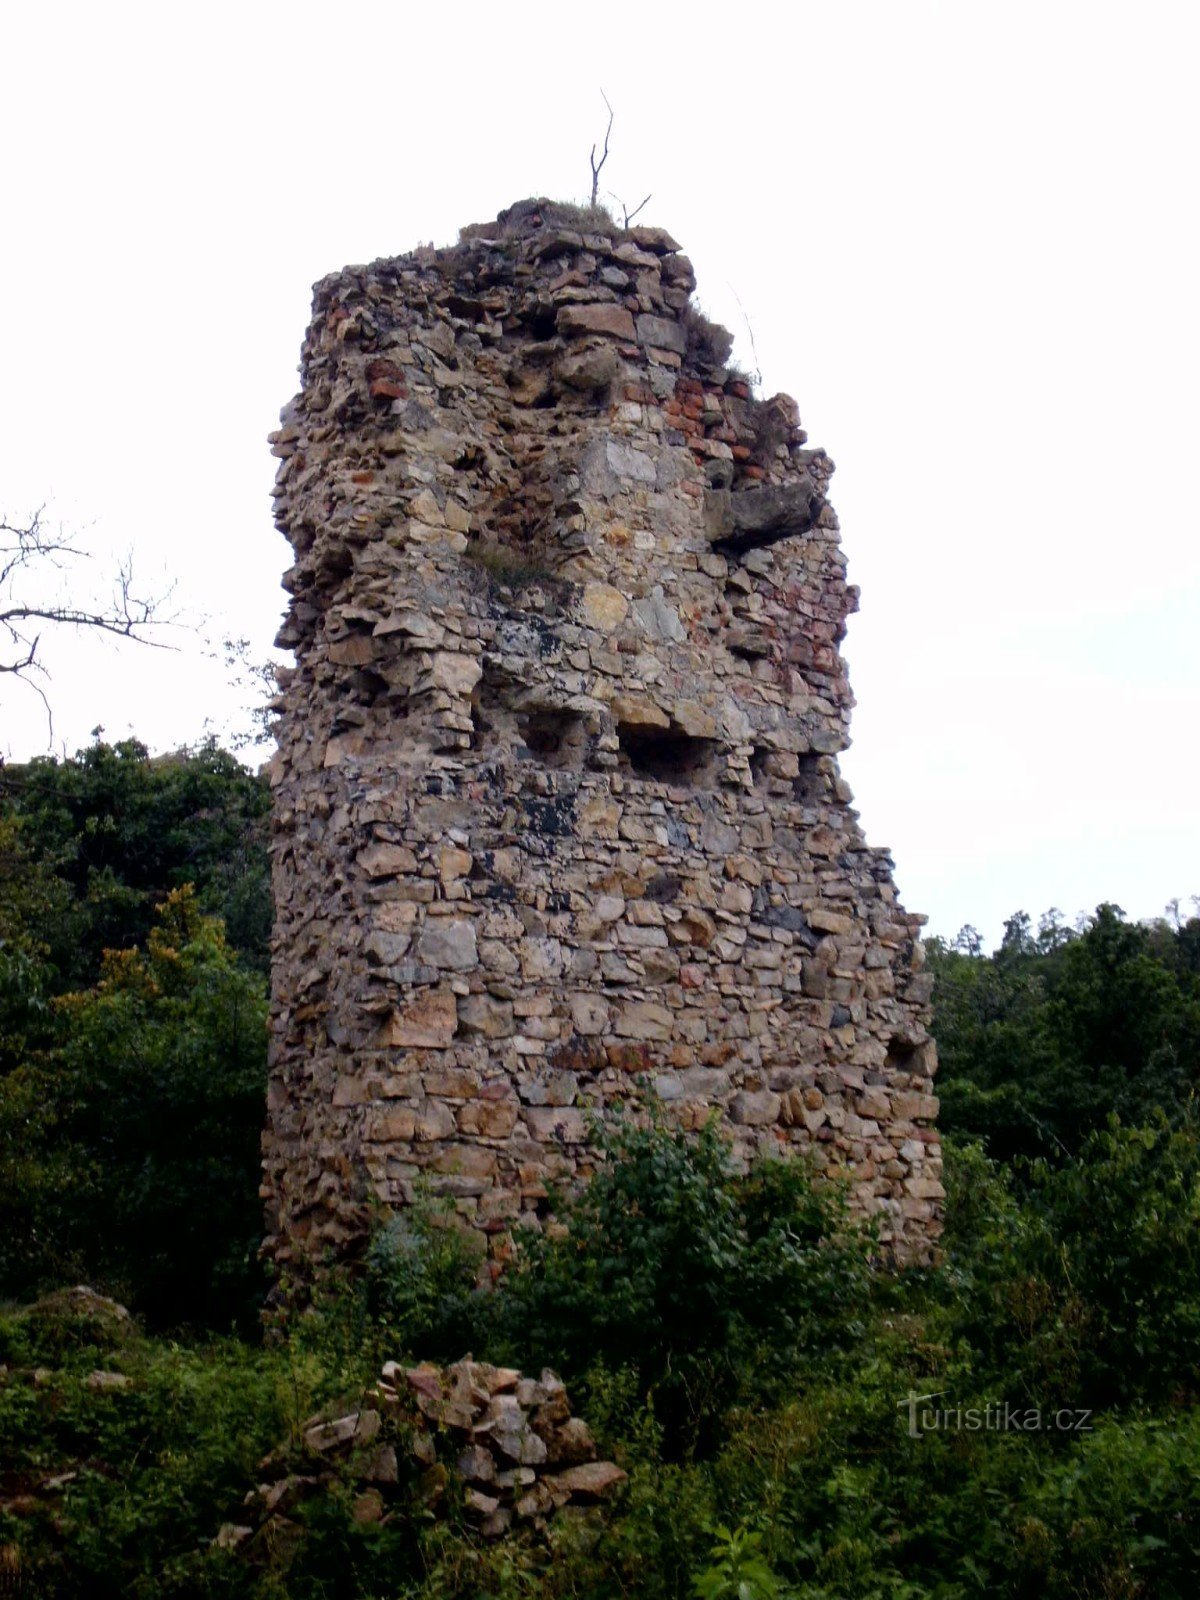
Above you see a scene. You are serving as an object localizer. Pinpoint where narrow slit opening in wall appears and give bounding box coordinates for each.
[517,709,586,769]
[349,669,390,706]
[792,753,827,804]
[885,1037,919,1077]
[469,663,515,748]
[616,722,717,784]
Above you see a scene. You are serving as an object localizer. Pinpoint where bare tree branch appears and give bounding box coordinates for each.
[0,506,178,732]
[625,193,651,228]
[727,283,764,389]
[609,189,652,229]
[590,90,614,207]
[202,634,281,753]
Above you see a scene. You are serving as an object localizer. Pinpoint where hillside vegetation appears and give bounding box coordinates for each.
[1,740,1198,1598]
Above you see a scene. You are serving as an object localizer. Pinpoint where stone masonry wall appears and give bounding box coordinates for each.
[263,199,942,1277]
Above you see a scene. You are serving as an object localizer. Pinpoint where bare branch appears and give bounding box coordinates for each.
[211,634,282,752]
[625,193,651,228]
[14,665,55,745]
[727,283,764,390]
[0,507,179,732]
[609,189,652,229]
[590,90,614,207]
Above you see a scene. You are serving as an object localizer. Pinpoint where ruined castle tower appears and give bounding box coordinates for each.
[263,200,942,1274]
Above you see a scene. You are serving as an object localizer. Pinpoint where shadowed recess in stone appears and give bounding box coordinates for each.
[518,709,588,768]
[616,723,717,784]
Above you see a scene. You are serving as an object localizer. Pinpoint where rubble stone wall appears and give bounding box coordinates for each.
[263,199,942,1275]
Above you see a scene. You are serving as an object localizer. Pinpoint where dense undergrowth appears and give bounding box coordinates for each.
[1,741,1199,1597]
[3,1115,1200,1599]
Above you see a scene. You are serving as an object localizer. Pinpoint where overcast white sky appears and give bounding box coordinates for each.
[1,0,1197,947]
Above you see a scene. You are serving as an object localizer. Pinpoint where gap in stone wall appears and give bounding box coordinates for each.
[470,665,587,771]
[885,1036,919,1076]
[792,753,828,804]
[616,723,717,785]
[516,709,587,769]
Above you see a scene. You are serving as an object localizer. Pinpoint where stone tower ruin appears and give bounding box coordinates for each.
[263,200,942,1276]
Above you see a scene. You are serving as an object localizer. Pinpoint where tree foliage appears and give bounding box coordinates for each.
[0,731,1198,1594]
[0,736,272,983]
[927,903,1200,1160]
[943,1121,1200,1410]
[0,887,267,1327]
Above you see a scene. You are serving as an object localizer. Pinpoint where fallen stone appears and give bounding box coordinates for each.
[214,1523,254,1551]
[547,1461,627,1500]
[85,1370,131,1392]
[304,1409,381,1453]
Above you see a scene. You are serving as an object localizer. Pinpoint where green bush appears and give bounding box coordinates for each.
[0,1329,298,1600]
[0,888,268,1329]
[362,1200,491,1362]
[0,1286,141,1368]
[499,1117,873,1446]
[3,1120,1200,1600]
[942,1122,1200,1410]
[0,737,272,985]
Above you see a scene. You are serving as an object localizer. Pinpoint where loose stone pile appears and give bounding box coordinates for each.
[263,197,942,1275]
[393,1357,624,1535]
[222,1357,624,1552]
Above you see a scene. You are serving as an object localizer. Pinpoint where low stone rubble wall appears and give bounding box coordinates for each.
[220,1356,625,1553]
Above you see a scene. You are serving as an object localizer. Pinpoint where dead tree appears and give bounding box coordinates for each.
[609,189,652,228]
[589,91,614,207]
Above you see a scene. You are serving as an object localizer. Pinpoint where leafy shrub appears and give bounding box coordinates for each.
[362,1200,491,1362]
[0,1330,303,1600]
[500,1117,873,1445]
[0,1286,140,1368]
[943,1121,1200,1409]
[3,1121,1199,1600]
[693,1524,783,1600]
[0,888,268,1328]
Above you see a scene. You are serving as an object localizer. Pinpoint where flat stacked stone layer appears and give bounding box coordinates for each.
[264,199,942,1274]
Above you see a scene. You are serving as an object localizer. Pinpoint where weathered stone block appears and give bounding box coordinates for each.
[416,919,478,972]
[729,1090,781,1126]
[382,988,459,1049]
[556,303,637,340]
[458,1101,520,1138]
[636,314,688,355]
[613,1001,673,1041]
